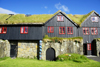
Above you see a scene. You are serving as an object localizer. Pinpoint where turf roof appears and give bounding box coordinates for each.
[67,10,94,26]
[0,10,95,26]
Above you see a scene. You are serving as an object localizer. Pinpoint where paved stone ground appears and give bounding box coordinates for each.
[86,55,100,62]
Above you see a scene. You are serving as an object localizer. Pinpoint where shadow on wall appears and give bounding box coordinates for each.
[9,40,18,58]
[91,40,97,56]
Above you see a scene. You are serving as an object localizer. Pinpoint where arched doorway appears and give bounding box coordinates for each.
[46,48,55,61]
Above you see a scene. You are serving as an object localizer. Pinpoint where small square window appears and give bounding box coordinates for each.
[59,27,65,34]
[83,28,89,35]
[67,27,73,34]
[91,17,98,22]
[91,28,98,35]
[57,15,64,21]
[48,26,54,33]
[0,27,7,34]
[20,26,28,34]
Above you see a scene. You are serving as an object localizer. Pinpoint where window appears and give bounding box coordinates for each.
[91,28,98,35]
[91,16,98,22]
[87,43,91,50]
[48,26,54,33]
[20,26,28,34]
[67,27,73,34]
[83,28,89,35]
[59,27,65,34]
[0,27,7,34]
[57,15,64,21]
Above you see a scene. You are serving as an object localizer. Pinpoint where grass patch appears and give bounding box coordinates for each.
[57,53,89,63]
[0,57,9,61]
[43,35,82,43]
[0,57,100,67]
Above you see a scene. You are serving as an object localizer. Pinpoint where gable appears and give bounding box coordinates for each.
[44,12,77,27]
[81,12,100,27]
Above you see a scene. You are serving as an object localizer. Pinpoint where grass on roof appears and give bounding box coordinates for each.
[6,14,53,24]
[0,10,61,24]
[67,10,94,26]
[0,10,94,25]
[0,14,11,24]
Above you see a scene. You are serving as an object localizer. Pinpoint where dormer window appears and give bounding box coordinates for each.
[91,16,98,22]
[57,15,64,21]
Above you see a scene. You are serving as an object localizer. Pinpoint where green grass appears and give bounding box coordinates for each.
[0,57,100,67]
[6,14,53,24]
[0,10,94,26]
[67,10,94,26]
[43,35,82,43]
[57,53,89,63]
[0,14,11,24]
[0,10,61,24]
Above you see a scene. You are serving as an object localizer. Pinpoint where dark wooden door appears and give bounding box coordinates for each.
[10,45,17,57]
[46,48,55,61]
[91,40,97,55]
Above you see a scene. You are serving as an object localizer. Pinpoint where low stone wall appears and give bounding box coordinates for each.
[17,41,38,59]
[42,39,83,60]
[95,39,100,57]
[0,39,10,58]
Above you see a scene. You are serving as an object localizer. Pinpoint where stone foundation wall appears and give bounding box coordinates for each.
[95,39,100,57]
[17,41,38,59]
[42,39,83,60]
[0,39,10,58]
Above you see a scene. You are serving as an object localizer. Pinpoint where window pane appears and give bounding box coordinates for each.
[0,28,2,33]
[91,28,94,34]
[3,27,7,33]
[95,17,98,22]
[91,17,98,22]
[86,28,89,34]
[63,27,65,33]
[60,28,62,33]
[61,16,63,21]
[21,27,24,33]
[68,27,69,33]
[57,16,60,21]
[83,28,85,34]
[25,27,28,33]
[94,28,97,34]
[71,28,72,33]
[48,27,50,32]
[51,27,53,32]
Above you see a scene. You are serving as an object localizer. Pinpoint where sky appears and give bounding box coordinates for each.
[0,0,100,15]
